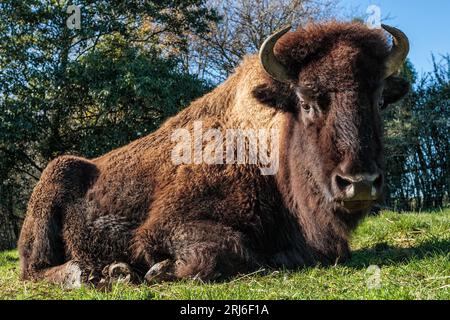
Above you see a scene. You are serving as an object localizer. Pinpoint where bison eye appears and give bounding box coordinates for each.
[301,101,312,112]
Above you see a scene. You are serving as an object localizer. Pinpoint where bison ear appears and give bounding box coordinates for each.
[382,76,410,107]
[252,83,279,106]
[252,82,297,112]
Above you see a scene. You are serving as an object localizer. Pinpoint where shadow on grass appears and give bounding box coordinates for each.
[346,239,450,269]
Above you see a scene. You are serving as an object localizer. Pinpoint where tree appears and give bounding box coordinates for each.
[183,0,340,82]
[0,0,217,249]
[61,35,212,158]
[383,57,450,210]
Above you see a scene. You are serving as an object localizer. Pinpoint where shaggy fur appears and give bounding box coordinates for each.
[18,22,410,284]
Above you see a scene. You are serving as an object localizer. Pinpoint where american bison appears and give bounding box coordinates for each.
[19,22,410,287]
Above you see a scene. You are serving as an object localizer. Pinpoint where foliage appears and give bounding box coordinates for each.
[384,57,450,210]
[0,210,448,300]
[0,0,216,247]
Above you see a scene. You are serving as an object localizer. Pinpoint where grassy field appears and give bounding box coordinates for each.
[0,210,449,300]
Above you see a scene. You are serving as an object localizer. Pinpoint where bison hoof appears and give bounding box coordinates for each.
[101,262,135,284]
[145,259,176,284]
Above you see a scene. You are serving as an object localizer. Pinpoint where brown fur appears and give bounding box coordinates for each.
[18,22,409,284]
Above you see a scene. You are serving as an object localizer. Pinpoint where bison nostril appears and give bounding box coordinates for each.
[335,175,352,191]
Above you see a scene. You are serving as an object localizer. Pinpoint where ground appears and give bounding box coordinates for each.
[0,210,448,300]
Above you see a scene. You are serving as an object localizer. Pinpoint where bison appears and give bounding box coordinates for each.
[19,22,410,287]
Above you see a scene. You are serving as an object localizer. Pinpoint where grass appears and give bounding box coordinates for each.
[0,209,449,300]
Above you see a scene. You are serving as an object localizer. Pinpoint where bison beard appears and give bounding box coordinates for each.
[18,22,410,286]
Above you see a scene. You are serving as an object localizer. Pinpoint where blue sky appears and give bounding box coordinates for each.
[341,0,450,75]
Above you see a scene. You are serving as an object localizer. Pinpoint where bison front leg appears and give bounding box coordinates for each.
[135,221,258,283]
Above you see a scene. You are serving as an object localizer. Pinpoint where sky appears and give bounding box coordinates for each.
[340,0,450,75]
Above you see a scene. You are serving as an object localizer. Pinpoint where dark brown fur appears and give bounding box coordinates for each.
[18,22,409,284]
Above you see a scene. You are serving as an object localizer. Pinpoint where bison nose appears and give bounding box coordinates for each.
[332,173,383,201]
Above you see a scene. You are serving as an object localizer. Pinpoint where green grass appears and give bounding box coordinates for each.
[1,210,449,300]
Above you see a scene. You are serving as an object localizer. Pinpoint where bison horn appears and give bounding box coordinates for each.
[259,25,293,83]
[382,24,410,78]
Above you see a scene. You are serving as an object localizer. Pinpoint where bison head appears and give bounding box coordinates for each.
[256,22,410,214]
